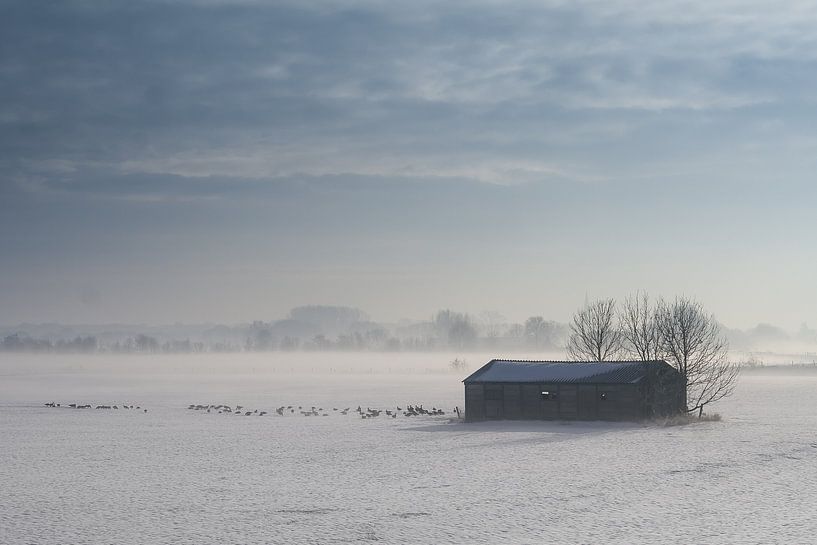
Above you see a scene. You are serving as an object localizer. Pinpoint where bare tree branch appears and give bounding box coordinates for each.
[655,296,738,415]
[620,291,663,361]
[566,298,623,361]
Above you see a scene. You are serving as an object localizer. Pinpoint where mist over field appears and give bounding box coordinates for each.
[3,303,817,366]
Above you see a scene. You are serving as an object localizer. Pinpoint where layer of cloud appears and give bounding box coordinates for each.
[4,0,817,188]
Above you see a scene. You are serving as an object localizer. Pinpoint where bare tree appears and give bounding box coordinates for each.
[433,309,477,349]
[524,316,564,348]
[620,292,662,361]
[479,310,505,340]
[655,297,738,416]
[566,298,623,361]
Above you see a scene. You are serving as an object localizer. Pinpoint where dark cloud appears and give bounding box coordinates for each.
[5,0,816,183]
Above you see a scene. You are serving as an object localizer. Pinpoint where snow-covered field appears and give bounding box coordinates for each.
[1,353,816,544]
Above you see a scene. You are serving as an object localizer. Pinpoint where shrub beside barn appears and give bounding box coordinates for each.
[463,360,684,421]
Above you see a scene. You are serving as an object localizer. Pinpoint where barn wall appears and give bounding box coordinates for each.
[643,364,687,417]
[653,374,686,416]
[464,384,484,421]
[599,384,642,420]
[597,385,619,420]
[621,384,643,419]
[464,374,686,421]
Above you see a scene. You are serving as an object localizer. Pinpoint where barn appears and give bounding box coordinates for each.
[463,359,685,422]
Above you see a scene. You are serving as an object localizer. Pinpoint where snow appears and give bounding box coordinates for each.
[465,360,648,383]
[1,353,816,544]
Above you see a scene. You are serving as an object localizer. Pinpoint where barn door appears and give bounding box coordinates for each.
[577,385,598,420]
[558,385,577,420]
[521,384,541,418]
[539,384,558,420]
[484,384,503,419]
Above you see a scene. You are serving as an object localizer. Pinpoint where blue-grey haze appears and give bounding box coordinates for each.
[2,0,817,328]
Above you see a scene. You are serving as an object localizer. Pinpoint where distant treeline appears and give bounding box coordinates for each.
[0,306,567,354]
[4,304,817,356]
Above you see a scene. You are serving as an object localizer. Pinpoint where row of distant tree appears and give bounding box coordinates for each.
[0,307,568,354]
[1,334,100,352]
[5,302,811,360]
[0,333,208,354]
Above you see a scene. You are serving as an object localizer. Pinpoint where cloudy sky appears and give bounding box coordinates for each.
[2,0,817,328]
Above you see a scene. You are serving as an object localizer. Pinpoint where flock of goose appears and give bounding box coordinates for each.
[44,402,147,412]
[42,401,454,419]
[188,404,268,416]
[187,403,450,419]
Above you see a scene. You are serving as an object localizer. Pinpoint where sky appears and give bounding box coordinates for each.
[2,0,817,329]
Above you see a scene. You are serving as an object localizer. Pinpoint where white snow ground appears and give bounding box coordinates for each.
[1,353,816,544]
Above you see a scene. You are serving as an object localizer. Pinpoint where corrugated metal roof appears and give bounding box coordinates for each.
[463,360,668,384]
